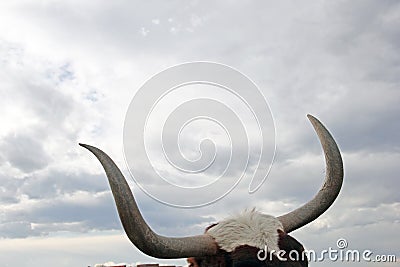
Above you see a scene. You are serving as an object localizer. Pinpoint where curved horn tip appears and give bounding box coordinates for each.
[306,114,319,123]
[306,113,314,119]
[306,114,332,134]
[79,143,99,154]
[79,143,90,149]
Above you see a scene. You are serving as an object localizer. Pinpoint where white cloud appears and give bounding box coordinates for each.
[0,0,398,266]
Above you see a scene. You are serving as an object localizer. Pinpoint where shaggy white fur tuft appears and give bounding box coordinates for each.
[206,209,283,252]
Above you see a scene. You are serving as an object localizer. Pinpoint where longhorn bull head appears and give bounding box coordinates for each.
[80,115,344,267]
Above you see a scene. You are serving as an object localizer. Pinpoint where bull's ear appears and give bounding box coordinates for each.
[187,257,199,267]
[277,230,308,266]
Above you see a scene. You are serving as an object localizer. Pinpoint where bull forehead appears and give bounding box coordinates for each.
[206,209,283,253]
[187,211,308,267]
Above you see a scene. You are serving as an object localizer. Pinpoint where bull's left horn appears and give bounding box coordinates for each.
[80,144,218,258]
[277,115,344,233]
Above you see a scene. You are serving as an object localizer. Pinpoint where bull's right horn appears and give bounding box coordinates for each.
[79,144,218,258]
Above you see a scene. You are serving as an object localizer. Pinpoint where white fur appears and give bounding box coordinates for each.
[206,209,283,252]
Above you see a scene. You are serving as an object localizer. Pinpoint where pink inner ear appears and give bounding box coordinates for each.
[277,229,285,234]
[187,257,199,267]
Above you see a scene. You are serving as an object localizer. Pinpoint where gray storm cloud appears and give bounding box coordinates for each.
[0,1,398,266]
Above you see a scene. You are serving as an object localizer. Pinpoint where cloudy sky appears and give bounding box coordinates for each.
[0,1,399,266]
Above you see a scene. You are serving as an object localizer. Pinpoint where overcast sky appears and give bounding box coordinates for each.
[0,1,399,266]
